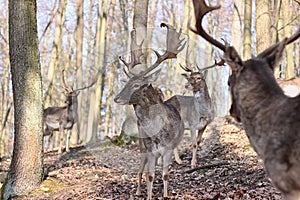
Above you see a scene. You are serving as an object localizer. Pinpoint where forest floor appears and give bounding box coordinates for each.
[0,117,282,200]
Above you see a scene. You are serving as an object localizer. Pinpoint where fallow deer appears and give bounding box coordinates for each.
[190,0,300,199]
[114,23,185,199]
[44,69,97,153]
[165,60,222,168]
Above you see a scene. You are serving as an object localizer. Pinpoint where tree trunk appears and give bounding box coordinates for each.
[103,0,116,136]
[81,0,95,141]
[229,0,243,114]
[72,0,84,145]
[243,0,252,60]
[282,0,294,79]
[43,0,66,107]
[256,0,271,54]
[3,0,43,199]
[86,0,108,142]
[133,0,148,44]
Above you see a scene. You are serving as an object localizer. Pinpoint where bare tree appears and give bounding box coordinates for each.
[72,0,84,145]
[243,0,252,59]
[2,0,43,199]
[256,0,272,54]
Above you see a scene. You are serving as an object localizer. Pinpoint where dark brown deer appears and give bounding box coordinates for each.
[44,69,97,153]
[114,24,185,199]
[165,60,222,168]
[190,0,300,199]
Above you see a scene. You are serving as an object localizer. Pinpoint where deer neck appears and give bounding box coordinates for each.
[133,100,164,120]
[235,67,285,127]
[193,84,212,111]
[66,100,76,120]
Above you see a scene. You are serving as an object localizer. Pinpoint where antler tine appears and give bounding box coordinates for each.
[119,29,144,76]
[287,26,300,45]
[61,69,73,93]
[189,0,226,52]
[179,63,193,72]
[139,23,186,76]
[122,67,132,78]
[74,68,98,92]
[197,59,225,72]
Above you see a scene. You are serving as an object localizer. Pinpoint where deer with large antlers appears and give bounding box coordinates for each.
[114,23,185,199]
[44,69,97,153]
[190,0,300,199]
[165,59,222,168]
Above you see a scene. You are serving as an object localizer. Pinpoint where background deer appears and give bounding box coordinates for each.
[44,69,97,153]
[114,24,185,199]
[165,60,221,168]
[189,0,300,199]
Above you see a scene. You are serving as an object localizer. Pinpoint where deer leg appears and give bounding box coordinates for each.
[191,129,197,168]
[196,128,205,147]
[136,154,147,196]
[162,150,172,198]
[48,132,54,151]
[58,125,64,154]
[65,129,71,152]
[146,154,156,200]
[173,148,182,164]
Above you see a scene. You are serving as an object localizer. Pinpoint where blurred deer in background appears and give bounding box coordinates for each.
[44,69,98,153]
[114,23,185,199]
[166,58,223,168]
[190,0,300,199]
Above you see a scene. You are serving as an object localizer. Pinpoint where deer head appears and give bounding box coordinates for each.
[179,54,223,93]
[61,68,98,104]
[114,23,186,105]
[190,0,300,121]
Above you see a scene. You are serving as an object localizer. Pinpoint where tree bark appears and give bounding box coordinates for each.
[3,0,43,199]
[282,0,294,79]
[43,0,66,107]
[86,0,108,142]
[243,0,252,60]
[256,0,272,54]
[72,0,84,145]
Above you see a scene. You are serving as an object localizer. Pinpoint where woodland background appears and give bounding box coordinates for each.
[0,0,299,159]
[0,0,299,199]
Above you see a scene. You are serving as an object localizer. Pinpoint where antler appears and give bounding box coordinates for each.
[196,59,225,72]
[139,23,186,76]
[61,69,73,93]
[74,68,98,92]
[119,29,144,77]
[258,27,300,58]
[189,0,226,52]
[61,68,98,93]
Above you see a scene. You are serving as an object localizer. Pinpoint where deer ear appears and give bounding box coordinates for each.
[258,38,287,70]
[223,46,243,72]
[181,73,189,79]
[145,69,161,83]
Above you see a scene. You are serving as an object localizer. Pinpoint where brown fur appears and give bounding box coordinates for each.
[190,0,300,198]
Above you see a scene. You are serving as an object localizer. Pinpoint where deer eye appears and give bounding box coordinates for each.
[132,83,141,89]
